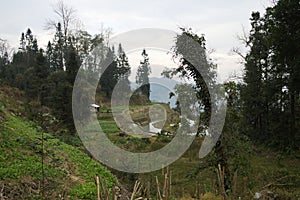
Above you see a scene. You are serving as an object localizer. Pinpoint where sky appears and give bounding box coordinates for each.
[0,0,272,82]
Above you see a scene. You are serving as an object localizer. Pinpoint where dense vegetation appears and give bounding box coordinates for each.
[0,0,300,199]
[241,0,300,150]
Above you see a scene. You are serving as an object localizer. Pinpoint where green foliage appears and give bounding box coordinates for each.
[0,103,4,112]
[0,113,115,199]
[99,119,121,134]
[70,182,99,199]
[165,28,216,128]
[241,0,300,149]
[0,23,132,135]
[99,44,131,98]
[136,49,151,99]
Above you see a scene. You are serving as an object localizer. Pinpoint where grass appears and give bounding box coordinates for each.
[1,86,300,199]
[0,114,115,199]
[99,119,121,134]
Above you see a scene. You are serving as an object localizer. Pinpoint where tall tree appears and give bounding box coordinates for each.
[165,28,216,127]
[7,28,39,89]
[99,47,118,98]
[0,39,10,79]
[164,28,234,191]
[136,49,151,99]
[241,12,271,140]
[241,0,300,149]
[45,0,76,42]
[116,43,131,96]
[45,1,77,72]
[269,0,300,147]
[24,49,49,99]
[65,36,81,85]
[51,23,64,71]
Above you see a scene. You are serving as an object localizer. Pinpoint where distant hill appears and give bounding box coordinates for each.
[131,77,180,107]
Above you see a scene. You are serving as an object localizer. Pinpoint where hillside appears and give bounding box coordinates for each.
[0,86,116,199]
[1,85,300,199]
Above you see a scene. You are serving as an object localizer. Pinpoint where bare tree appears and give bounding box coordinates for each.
[236,25,249,45]
[45,0,77,39]
[230,47,246,60]
[0,38,11,58]
[230,25,249,62]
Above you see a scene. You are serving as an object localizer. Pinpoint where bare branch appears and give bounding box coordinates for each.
[44,19,58,31]
[236,25,249,45]
[44,0,77,38]
[231,47,246,60]
[0,38,9,57]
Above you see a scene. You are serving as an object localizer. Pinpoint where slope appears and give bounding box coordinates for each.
[0,86,115,199]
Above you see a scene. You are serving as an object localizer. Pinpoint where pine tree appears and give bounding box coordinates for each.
[136,49,151,99]
[52,23,64,71]
[65,36,81,85]
[0,39,9,80]
[116,43,131,96]
[99,47,118,98]
[241,12,271,140]
[241,0,300,148]
[24,49,49,99]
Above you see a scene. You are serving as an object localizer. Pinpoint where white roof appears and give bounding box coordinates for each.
[90,104,100,108]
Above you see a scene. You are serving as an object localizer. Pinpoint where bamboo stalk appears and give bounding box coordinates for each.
[96,176,101,200]
[169,170,172,197]
[131,180,138,200]
[162,166,165,193]
[218,164,227,200]
[164,173,168,200]
[194,182,198,199]
[99,176,107,200]
[146,181,150,200]
[155,176,162,200]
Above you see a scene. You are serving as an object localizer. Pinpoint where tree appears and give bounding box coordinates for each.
[45,0,76,42]
[45,1,77,72]
[99,47,118,98]
[18,28,39,67]
[165,28,236,191]
[165,28,216,128]
[5,28,40,89]
[0,39,10,79]
[116,43,131,96]
[268,0,300,148]
[136,49,151,99]
[241,0,300,149]
[65,36,81,85]
[49,22,64,71]
[44,70,73,129]
[241,12,271,140]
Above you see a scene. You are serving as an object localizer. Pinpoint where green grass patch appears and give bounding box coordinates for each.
[0,114,115,199]
[99,120,121,134]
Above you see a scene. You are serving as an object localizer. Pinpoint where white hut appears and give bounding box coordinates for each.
[90,104,100,112]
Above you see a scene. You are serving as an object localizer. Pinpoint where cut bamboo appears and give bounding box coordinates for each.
[155,176,162,200]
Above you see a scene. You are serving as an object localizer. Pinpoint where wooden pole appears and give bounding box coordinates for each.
[96,176,101,200]
[169,170,172,197]
[155,176,162,200]
[218,164,227,200]
[146,181,150,200]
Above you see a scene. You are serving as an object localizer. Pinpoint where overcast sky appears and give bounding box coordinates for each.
[0,0,271,82]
